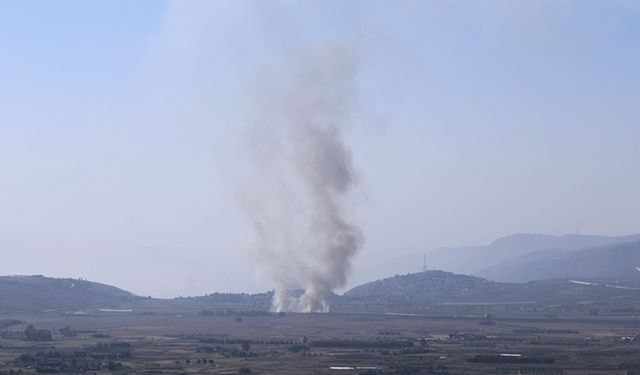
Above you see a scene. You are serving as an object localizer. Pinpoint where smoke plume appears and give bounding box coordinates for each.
[242,41,364,312]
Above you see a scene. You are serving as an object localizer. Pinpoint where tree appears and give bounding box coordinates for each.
[24,325,52,341]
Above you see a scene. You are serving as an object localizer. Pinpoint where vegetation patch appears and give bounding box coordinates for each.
[377,328,401,335]
[310,338,415,349]
[0,320,24,330]
[288,344,310,353]
[199,309,272,317]
[513,328,578,334]
[0,325,51,341]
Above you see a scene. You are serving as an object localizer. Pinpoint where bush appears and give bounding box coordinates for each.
[20,353,35,363]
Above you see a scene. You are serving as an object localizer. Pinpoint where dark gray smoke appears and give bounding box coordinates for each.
[242,41,364,312]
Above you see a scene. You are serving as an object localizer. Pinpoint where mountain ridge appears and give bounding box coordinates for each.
[474,240,640,282]
[347,233,640,288]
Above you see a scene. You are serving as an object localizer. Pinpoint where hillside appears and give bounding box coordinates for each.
[347,233,640,288]
[346,270,502,299]
[0,275,136,313]
[343,270,640,308]
[475,241,640,283]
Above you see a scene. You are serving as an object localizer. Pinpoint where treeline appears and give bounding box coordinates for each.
[449,332,518,342]
[467,355,555,364]
[22,343,132,361]
[20,355,123,374]
[610,306,637,313]
[86,343,132,359]
[377,328,401,335]
[310,338,415,349]
[190,291,274,305]
[18,347,128,373]
[514,328,579,334]
[195,336,300,346]
[195,345,257,358]
[182,333,302,346]
[58,326,98,337]
[0,319,23,329]
[288,345,310,353]
[25,325,51,341]
[0,325,51,341]
[397,346,432,355]
[186,334,416,349]
[496,367,564,374]
[199,309,272,317]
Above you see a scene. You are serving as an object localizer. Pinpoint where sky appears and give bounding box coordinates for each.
[1,1,639,298]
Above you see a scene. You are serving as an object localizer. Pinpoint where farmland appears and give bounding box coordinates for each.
[3,297,640,374]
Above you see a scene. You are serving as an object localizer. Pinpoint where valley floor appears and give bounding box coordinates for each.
[2,300,640,374]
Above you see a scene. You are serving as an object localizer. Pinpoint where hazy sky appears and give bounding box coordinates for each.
[2,1,639,298]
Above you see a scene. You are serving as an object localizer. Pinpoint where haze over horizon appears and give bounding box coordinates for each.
[2,1,639,298]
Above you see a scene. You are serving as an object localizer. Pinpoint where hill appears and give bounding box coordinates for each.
[343,270,640,308]
[0,275,136,313]
[347,233,640,288]
[345,270,506,301]
[475,241,640,283]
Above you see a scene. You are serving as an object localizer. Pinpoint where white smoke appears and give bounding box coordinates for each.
[241,41,364,313]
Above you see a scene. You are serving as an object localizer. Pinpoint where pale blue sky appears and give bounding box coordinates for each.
[1,1,639,297]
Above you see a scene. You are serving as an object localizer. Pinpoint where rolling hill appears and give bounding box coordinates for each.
[344,269,640,308]
[4,236,640,314]
[0,275,136,313]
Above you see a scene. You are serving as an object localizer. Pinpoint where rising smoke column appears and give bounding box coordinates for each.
[242,41,364,312]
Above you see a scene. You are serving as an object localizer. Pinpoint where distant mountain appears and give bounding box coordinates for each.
[472,248,572,281]
[475,241,640,283]
[347,233,640,288]
[0,275,136,313]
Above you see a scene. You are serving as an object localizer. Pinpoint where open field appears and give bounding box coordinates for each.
[3,299,640,374]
